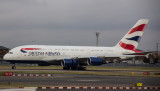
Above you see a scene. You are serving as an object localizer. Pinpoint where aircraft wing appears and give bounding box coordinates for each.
[41,53,147,66]
[42,54,145,61]
[77,54,137,58]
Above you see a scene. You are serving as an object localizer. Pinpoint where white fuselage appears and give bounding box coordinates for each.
[4,45,131,61]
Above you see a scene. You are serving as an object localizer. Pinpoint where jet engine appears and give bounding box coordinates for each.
[88,57,103,65]
[61,57,104,70]
[61,59,78,67]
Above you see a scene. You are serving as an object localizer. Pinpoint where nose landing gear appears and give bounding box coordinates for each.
[12,64,16,69]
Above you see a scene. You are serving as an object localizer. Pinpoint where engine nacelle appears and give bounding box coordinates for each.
[88,57,103,65]
[72,59,78,66]
[61,59,78,67]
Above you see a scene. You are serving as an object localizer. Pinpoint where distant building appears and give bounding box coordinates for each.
[0,46,9,60]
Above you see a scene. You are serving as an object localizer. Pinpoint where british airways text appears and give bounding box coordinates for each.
[28,52,60,56]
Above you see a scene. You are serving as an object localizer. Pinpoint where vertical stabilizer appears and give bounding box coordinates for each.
[115,19,149,51]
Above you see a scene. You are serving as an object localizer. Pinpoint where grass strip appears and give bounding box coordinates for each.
[0,65,160,71]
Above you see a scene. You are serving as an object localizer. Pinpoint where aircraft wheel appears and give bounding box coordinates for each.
[63,67,70,70]
[63,67,67,70]
[78,67,86,70]
[71,66,77,70]
[12,66,16,69]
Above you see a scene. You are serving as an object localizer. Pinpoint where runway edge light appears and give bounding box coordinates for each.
[131,72,134,76]
[134,83,143,86]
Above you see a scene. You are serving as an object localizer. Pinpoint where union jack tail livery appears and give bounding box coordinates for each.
[115,19,149,52]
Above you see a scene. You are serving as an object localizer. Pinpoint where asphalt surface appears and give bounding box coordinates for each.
[1,89,160,91]
[0,74,160,87]
[0,65,160,91]
[0,89,159,91]
[0,74,160,91]
[0,69,160,73]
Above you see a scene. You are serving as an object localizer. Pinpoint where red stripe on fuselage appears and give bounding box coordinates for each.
[21,48,41,50]
[132,50,143,53]
[133,50,144,55]
[128,24,146,34]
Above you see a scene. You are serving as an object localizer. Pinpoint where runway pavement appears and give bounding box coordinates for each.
[0,74,160,87]
[0,67,160,91]
[1,88,160,91]
[0,73,160,91]
[0,69,160,72]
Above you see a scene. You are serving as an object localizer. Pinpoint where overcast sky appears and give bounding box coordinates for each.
[0,0,160,51]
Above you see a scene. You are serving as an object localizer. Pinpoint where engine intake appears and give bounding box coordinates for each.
[88,57,103,65]
[62,59,78,67]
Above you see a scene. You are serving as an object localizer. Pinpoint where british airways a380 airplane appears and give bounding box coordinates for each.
[3,19,149,70]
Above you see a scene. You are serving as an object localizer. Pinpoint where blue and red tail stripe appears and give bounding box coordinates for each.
[128,24,146,34]
[126,36,141,42]
[119,41,144,53]
[119,41,135,50]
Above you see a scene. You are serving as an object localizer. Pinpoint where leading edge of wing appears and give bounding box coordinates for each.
[42,54,146,62]
[123,51,160,55]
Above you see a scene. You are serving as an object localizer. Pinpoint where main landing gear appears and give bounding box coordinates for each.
[63,66,86,70]
[12,64,16,69]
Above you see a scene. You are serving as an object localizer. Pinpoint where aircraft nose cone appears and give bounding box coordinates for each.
[3,54,10,60]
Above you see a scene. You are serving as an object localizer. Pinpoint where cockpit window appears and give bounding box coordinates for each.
[8,52,13,54]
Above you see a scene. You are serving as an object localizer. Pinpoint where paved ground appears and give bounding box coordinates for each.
[0,64,160,91]
[0,74,159,87]
[0,89,160,91]
[0,68,160,72]
[0,89,159,91]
